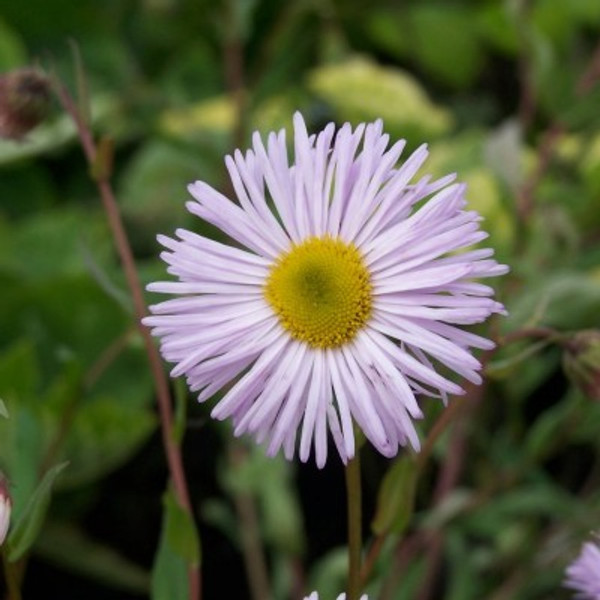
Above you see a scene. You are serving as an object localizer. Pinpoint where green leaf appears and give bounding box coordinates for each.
[408,5,484,88]
[504,272,600,332]
[0,206,113,282]
[7,461,68,561]
[0,398,7,418]
[365,10,411,60]
[220,446,305,555]
[35,521,150,594]
[0,340,44,512]
[486,339,553,380]
[57,396,156,489]
[164,489,201,567]
[151,487,201,600]
[0,17,26,70]
[308,57,452,144]
[0,339,39,404]
[371,454,417,536]
[118,140,216,253]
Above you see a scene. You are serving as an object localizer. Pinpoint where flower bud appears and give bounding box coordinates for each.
[0,476,11,546]
[563,330,600,401]
[0,67,51,140]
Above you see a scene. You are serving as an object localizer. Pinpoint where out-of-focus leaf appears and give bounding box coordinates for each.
[151,487,201,600]
[0,398,8,418]
[221,446,305,556]
[0,274,131,370]
[159,96,235,138]
[446,530,483,600]
[259,457,305,556]
[307,546,348,600]
[118,140,217,253]
[0,164,56,218]
[57,396,156,489]
[7,461,68,561]
[0,95,119,166]
[0,338,39,404]
[201,498,238,546]
[532,0,577,47]
[0,340,44,512]
[408,5,484,88]
[308,57,452,143]
[476,3,519,55]
[158,40,221,104]
[0,17,26,70]
[371,454,417,536]
[0,206,113,281]
[164,488,200,567]
[504,272,600,332]
[525,393,577,461]
[464,484,574,537]
[421,489,474,530]
[486,339,553,380]
[36,521,150,594]
[365,10,411,60]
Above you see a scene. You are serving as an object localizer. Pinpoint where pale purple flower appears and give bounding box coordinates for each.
[144,112,507,467]
[565,539,600,599]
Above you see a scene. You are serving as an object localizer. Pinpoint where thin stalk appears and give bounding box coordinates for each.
[345,452,363,600]
[53,79,200,599]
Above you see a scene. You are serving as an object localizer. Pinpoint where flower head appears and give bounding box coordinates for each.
[145,113,507,466]
[0,476,11,546]
[565,539,600,599]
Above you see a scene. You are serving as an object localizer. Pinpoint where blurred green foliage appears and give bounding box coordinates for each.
[1,0,600,599]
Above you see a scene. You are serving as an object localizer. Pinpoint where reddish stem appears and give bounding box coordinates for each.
[53,79,201,600]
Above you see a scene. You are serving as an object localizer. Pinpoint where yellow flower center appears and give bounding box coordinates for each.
[264,236,372,349]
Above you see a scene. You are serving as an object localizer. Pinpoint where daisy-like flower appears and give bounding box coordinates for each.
[144,113,507,467]
[565,539,600,599]
[304,593,368,600]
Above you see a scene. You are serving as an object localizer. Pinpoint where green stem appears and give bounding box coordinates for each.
[345,452,363,600]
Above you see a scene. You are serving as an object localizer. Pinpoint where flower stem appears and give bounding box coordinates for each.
[345,452,363,600]
[52,77,201,599]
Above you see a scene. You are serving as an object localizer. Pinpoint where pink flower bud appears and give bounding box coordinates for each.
[0,67,51,140]
[0,477,11,546]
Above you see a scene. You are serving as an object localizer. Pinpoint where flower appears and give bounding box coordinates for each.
[565,539,600,599]
[145,113,507,467]
[304,594,368,600]
[0,476,11,546]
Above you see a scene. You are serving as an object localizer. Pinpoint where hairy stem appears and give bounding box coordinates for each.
[53,79,201,600]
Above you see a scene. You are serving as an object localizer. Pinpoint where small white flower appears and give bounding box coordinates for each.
[0,478,11,546]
